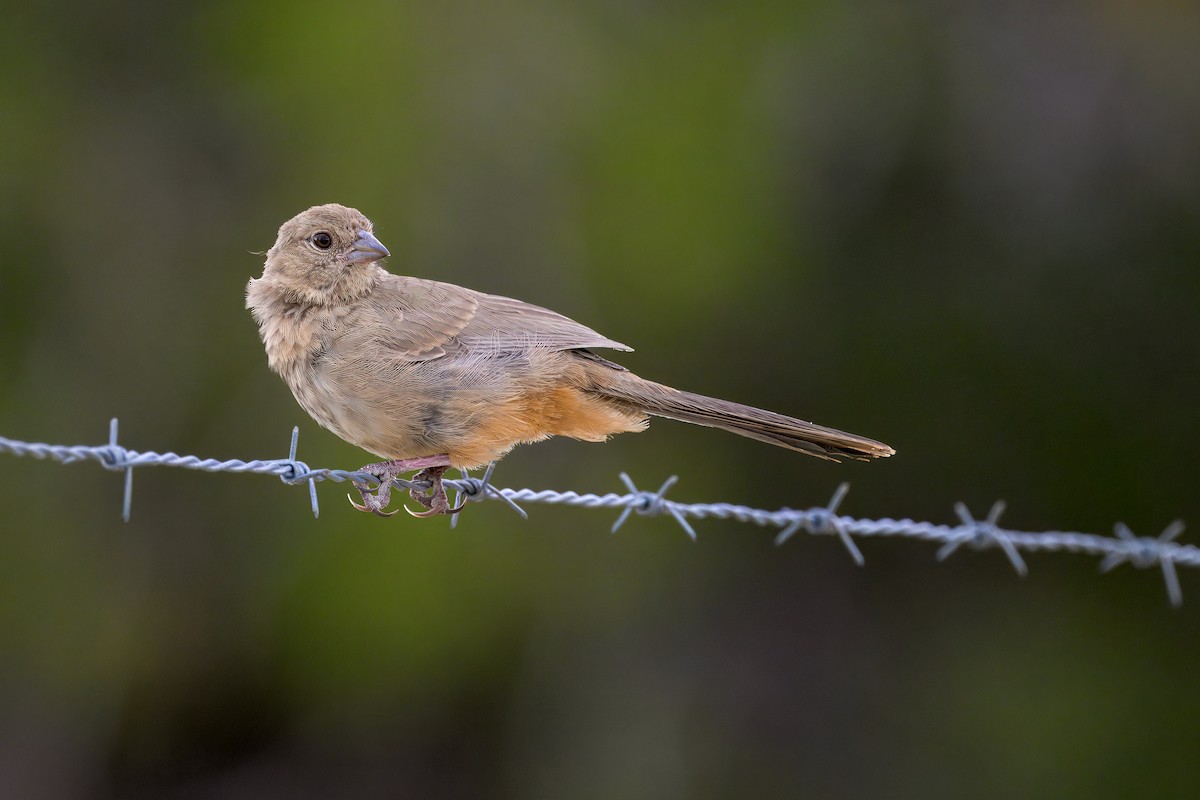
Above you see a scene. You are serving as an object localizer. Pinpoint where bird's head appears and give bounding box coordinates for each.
[259,203,391,304]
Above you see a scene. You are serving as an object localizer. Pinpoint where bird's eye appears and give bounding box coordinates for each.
[311,232,333,250]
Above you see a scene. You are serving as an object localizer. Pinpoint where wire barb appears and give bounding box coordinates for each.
[103,418,135,523]
[937,500,1028,577]
[448,462,528,529]
[281,427,321,519]
[610,473,696,540]
[0,422,1196,606]
[774,482,863,566]
[1099,521,1186,607]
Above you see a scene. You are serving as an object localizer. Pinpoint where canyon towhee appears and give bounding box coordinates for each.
[247,204,893,517]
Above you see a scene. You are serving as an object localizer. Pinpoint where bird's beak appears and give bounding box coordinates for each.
[348,230,390,263]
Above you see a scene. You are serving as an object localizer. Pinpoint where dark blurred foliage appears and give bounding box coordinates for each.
[2,2,1199,798]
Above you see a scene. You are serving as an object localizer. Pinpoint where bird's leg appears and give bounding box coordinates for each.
[348,454,453,517]
[404,465,467,518]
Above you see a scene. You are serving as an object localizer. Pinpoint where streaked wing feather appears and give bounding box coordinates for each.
[469,293,632,353]
[365,276,479,361]
[367,275,630,362]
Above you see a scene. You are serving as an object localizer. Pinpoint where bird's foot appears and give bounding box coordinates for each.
[404,465,467,518]
[348,455,454,517]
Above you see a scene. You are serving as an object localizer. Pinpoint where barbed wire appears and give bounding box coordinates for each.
[0,419,1194,607]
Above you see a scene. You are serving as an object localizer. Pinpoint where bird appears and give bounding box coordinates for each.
[247,204,894,517]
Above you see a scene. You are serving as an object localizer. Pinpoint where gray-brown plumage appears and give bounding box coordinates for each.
[247,204,894,516]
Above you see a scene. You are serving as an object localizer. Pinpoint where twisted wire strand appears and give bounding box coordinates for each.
[0,419,1193,606]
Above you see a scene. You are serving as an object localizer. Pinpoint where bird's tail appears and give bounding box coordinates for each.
[590,372,894,461]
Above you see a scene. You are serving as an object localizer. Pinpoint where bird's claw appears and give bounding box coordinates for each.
[403,466,465,517]
[345,457,459,518]
[348,491,403,515]
[348,480,400,517]
[404,498,467,518]
[405,504,441,518]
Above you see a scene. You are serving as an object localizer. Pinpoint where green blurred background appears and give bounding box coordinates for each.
[2,2,1199,798]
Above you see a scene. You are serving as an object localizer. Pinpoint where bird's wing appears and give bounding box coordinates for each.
[366,275,631,363]
[464,290,632,354]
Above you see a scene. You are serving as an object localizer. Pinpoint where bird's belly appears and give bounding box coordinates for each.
[288,354,645,469]
[285,361,432,460]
